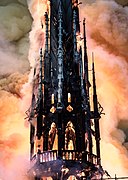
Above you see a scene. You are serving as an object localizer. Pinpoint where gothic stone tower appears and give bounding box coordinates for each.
[28,0,104,179]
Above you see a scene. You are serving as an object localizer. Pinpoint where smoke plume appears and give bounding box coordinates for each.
[81,0,128,176]
[0,0,32,179]
[0,0,128,179]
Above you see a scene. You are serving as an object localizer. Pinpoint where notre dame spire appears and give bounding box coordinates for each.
[28,1,104,179]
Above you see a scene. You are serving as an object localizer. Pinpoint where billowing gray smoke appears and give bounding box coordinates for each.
[0,0,32,180]
[0,0,128,179]
[85,0,128,6]
[81,0,128,176]
[0,0,32,75]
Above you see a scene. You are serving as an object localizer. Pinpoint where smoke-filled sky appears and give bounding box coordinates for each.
[81,0,128,176]
[0,0,128,179]
[0,0,32,179]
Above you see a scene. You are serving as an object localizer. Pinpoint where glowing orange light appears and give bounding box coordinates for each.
[74,3,78,7]
[50,106,56,113]
[51,94,54,104]
[68,93,71,103]
[66,105,73,112]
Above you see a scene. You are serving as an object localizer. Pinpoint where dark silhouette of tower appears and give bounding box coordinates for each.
[27,0,104,179]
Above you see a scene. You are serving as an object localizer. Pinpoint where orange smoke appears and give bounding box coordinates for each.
[27,0,49,68]
[0,73,29,180]
[1,0,128,179]
[81,0,128,176]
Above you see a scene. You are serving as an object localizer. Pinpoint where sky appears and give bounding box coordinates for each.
[0,0,128,179]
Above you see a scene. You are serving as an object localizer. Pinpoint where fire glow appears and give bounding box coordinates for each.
[0,0,128,180]
[28,0,128,177]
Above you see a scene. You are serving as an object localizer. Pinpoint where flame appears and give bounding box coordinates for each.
[67,105,74,112]
[68,93,71,103]
[27,0,49,68]
[51,93,55,104]
[50,106,56,114]
[1,0,128,179]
